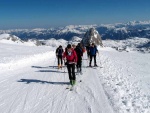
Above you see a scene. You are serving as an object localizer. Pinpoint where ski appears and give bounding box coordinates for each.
[76,72,79,75]
[70,85,74,91]
[80,71,83,75]
[76,71,83,75]
[78,80,82,82]
[66,85,75,91]
[66,85,72,89]
[86,66,98,68]
[57,66,63,70]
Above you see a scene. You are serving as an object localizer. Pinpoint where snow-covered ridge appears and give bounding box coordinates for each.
[0,34,42,46]
[71,36,82,42]
[0,34,21,41]
[0,52,54,72]
[41,38,68,48]
[103,37,150,53]
[0,43,54,73]
[126,20,150,26]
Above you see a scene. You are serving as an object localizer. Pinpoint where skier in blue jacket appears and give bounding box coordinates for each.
[89,43,98,67]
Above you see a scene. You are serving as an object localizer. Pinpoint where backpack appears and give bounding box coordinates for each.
[57,48,63,56]
[75,46,83,56]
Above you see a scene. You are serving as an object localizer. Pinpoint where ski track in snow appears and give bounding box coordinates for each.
[0,50,114,113]
[0,49,150,113]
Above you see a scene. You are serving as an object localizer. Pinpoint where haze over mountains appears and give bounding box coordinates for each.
[0,21,150,41]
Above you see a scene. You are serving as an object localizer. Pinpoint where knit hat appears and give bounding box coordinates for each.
[67,44,72,49]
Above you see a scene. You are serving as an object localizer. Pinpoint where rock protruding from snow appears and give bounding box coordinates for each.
[81,28,103,46]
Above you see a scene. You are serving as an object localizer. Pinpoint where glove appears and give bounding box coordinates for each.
[65,62,68,65]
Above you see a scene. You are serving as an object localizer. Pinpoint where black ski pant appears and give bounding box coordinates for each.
[57,55,63,65]
[87,52,90,59]
[67,64,76,81]
[89,55,97,65]
[76,56,82,71]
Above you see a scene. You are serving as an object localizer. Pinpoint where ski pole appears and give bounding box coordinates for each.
[63,60,66,72]
[63,64,67,85]
[82,54,85,72]
[81,57,84,73]
[63,59,66,82]
[53,56,57,68]
[87,52,89,66]
[98,52,102,68]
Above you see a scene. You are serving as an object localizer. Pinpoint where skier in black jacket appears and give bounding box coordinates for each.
[75,43,83,73]
[56,45,64,69]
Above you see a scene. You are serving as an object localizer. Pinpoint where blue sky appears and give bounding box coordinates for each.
[0,0,150,29]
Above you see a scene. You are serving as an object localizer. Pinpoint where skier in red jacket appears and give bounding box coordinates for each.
[63,44,77,86]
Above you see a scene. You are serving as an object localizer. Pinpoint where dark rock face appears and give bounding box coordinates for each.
[81,28,103,46]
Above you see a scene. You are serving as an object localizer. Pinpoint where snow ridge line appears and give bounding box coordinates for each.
[98,54,150,113]
[0,51,54,72]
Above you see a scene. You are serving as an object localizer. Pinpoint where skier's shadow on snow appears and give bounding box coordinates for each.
[32,66,58,69]
[17,79,70,85]
[36,70,67,73]
[32,65,67,73]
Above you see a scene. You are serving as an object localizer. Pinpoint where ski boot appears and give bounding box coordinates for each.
[72,80,76,85]
[94,64,98,67]
[58,64,61,69]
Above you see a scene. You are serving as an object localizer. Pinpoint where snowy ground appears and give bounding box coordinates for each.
[0,42,150,113]
[99,48,150,113]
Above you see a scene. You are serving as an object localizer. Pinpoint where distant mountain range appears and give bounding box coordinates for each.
[0,33,149,53]
[0,21,150,41]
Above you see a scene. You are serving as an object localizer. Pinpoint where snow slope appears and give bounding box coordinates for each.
[0,43,114,113]
[99,47,150,113]
[0,43,54,73]
[0,42,150,113]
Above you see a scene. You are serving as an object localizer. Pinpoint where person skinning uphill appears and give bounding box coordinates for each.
[56,45,64,69]
[63,44,77,86]
[74,43,83,73]
[89,43,98,67]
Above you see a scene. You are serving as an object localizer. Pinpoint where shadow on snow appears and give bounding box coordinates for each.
[17,79,69,85]
[36,70,67,73]
[32,65,58,69]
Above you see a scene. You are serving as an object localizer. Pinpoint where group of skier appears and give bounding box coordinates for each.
[55,43,98,86]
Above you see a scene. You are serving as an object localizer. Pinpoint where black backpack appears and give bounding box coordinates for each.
[75,46,83,56]
[57,48,63,56]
